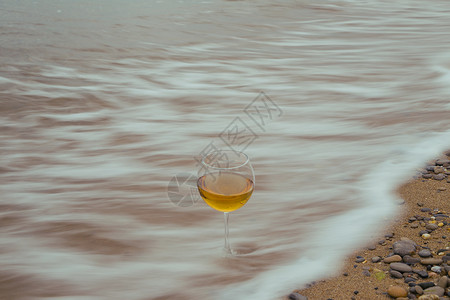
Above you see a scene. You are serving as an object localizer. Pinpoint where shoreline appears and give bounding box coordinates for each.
[288,153,450,300]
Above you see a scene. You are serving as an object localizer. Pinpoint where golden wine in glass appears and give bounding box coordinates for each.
[197,150,255,255]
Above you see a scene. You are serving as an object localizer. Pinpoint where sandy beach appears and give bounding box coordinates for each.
[289,154,450,300]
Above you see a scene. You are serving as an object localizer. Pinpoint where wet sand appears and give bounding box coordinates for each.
[289,158,450,299]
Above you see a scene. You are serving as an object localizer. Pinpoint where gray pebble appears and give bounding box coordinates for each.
[372,256,381,263]
[433,173,446,180]
[423,286,445,297]
[418,282,435,289]
[393,240,416,257]
[421,208,432,212]
[417,270,429,278]
[389,269,403,278]
[418,249,432,258]
[426,223,438,230]
[431,266,442,274]
[404,255,421,265]
[390,262,413,273]
[436,159,450,166]
[415,285,424,295]
[438,276,448,289]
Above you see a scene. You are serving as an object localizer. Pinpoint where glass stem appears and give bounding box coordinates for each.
[223,212,231,255]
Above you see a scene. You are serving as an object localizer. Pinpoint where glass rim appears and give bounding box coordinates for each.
[200,150,250,170]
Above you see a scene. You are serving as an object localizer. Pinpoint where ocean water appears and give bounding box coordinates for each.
[1,1,450,299]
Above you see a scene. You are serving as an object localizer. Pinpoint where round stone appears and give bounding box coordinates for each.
[421,258,443,265]
[384,255,403,263]
[387,286,408,298]
[418,294,440,300]
[415,285,424,295]
[422,233,431,240]
[418,282,435,289]
[418,249,432,258]
[434,173,445,180]
[423,286,445,297]
[405,277,416,283]
[372,256,381,263]
[403,255,421,264]
[417,270,429,278]
[390,270,403,279]
[431,266,442,274]
[390,262,413,273]
[393,240,416,257]
[436,159,450,166]
[438,276,448,288]
[426,223,438,230]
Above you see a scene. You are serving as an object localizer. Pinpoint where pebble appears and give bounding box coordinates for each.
[421,258,443,265]
[436,159,450,166]
[384,255,403,263]
[433,173,445,180]
[418,282,435,289]
[404,255,421,264]
[419,230,429,236]
[355,257,365,263]
[288,292,308,300]
[372,256,381,263]
[418,295,439,300]
[422,233,431,240]
[416,270,429,278]
[418,249,432,258]
[421,208,432,213]
[390,270,403,279]
[438,276,448,289]
[387,285,408,298]
[426,224,438,231]
[411,223,419,228]
[423,286,445,297]
[415,285,424,295]
[423,174,433,179]
[430,266,441,274]
[390,262,413,273]
[404,277,416,283]
[393,240,417,257]
[434,166,445,174]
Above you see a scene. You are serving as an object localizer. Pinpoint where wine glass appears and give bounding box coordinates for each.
[197,150,255,256]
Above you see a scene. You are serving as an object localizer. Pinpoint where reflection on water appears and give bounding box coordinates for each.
[1,0,450,299]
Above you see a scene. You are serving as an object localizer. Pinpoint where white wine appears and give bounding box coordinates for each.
[197,172,254,212]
